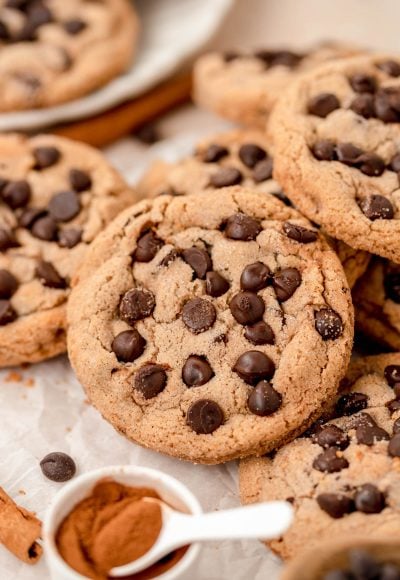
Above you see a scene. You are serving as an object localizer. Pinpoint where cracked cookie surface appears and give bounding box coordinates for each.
[193,44,359,128]
[0,0,138,111]
[240,354,400,559]
[0,133,133,366]
[271,54,400,262]
[68,187,353,464]
[137,129,370,289]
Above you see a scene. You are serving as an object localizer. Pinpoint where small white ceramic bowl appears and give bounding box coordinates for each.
[43,465,202,580]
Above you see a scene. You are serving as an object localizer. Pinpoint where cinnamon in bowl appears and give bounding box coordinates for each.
[55,479,188,580]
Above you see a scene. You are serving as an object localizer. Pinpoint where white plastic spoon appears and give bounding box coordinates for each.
[109,499,293,577]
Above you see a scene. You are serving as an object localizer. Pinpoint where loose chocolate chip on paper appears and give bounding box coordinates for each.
[240,262,270,292]
[182,298,216,334]
[69,169,92,192]
[112,330,146,363]
[182,247,212,279]
[58,228,82,248]
[202,144,229,163]
[283,222,317,243]
[206,271,230,297]
[210,167,242,188]
[388,433,400,457]
[335,392,368,417]
[244,321,275,345]
[253,158,273,182]
[33,146,60,170]
[2,180,31,209]
[238,143,266,168]
[359,195,394,220]
[312,447,349,473]
[48,191,81,222]
[0,269,18,299]
[224,213,261,241]
[350,94,376,119]
[134,231,163,263]
[354,484,385,514]
[315,308,343,341]
[248,381,282,416]
[0,300,16,325]
[349,73,377,94]
[384,272,400,303]
[229,291,265,325]
[35,260,66,289]
[186,399,224,434]
[134,364,167,399]
[233,350,275,385]
[40,452,76,482]
[312,140,337,161]
[272,268,301,302]
[31,215,58,241]
[307,93,340,117]
[182,355,214,387]
[120,289,155,324]
[316,493,354,519]
[314,425,349,450]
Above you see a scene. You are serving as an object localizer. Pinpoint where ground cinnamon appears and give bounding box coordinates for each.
[56,479,186,580]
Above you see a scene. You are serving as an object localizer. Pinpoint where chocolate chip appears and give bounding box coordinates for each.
[312,140,337,161]
[182,356,214,387]
[63,19,87,35]
[314,425,349,450]
[182,247,212,279]
[354,484,385,514]
[35,260,66,289]
[358,153,385,176]
[0,300,16,325]
[19,208,46,229]
[272,268,301,302]
[356,420,389,445]
[377,60,400,77]
[350,94,376,119]
[224,213,261,241]
[134,231,163,263]
[349,550,382,580]
[390,153,400,173]
[229,291,265,325]
[248,381,282,416]
[244,321,275,345]
[33,146,60,170]
[255,50,302,68]
[0,270,18,299]
[308,93,340,117]
[31,215,58,241]
[233,351,275,385]
[393,417,400,435]
[58,228,82,248]
[384,365,400,387]
[283,222,318,243]
[386,399,400,415]
[315,308,343,341]
[238,143,266,168]
[186,399,224,434]
[69,169,92,192]
[349,74,377,94]
[384,273,400,303]
[48,191,81,222]
[375,87,400,122]
[316,493,354,519]
[112,330,146,362]
[313,447,349,473]
[272,191,293,206]
[240,262,270,292]
[336,143,364,166]
[39,452,76,482]
[202,144,228,163]
[380,563,400,580]
[252,157,273,182]
[26,3,53,28]
[134,364,167,399]
[223,51,240,62]
[388,433,400,457]
[2,180,31,209]
[120,289,155,324]
[336,392,368,417]
[210,167,242,188]
[0,20,10,41]
[0,228,18,251]
[205,271,229,297]
[182,298,216,333]
[359,195,394,220]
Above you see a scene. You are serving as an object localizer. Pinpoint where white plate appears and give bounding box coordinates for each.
[0,0,233,133]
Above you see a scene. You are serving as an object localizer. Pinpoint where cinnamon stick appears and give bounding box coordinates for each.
[0,486,42,564]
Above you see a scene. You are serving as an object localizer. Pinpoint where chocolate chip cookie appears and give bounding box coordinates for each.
[0,0,138,111]
[271,54,400,262]
[240,354,400,559]
[67,187,353,464]
[353,258,400,350]
[193,43,359,128]
[0,133,133,366]
[137,129,370,288]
